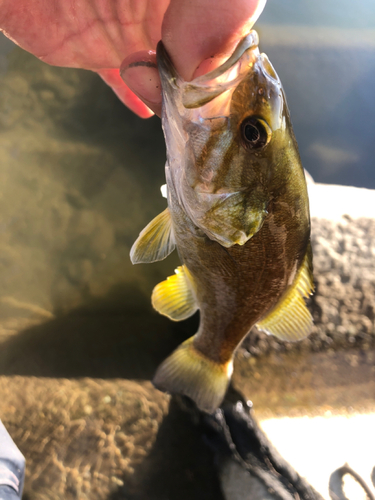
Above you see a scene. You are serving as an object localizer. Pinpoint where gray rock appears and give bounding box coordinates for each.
[221,460,278,500]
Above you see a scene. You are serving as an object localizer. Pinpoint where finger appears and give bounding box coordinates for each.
[98,68,155,119]
[119,0,266,116]
[162,0,267,80]
[119,51,162,117]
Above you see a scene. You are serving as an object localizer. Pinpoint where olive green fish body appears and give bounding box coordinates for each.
[130,31,313,413]
[169,147,310,365]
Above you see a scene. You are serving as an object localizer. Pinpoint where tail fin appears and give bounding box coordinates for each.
[153,336,233,413]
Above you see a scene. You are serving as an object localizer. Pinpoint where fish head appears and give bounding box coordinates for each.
[158,31,300,248]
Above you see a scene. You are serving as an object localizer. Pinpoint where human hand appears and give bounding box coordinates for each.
[0,0,266,118]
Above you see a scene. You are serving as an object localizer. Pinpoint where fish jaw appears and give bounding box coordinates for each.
[157,31,260,110]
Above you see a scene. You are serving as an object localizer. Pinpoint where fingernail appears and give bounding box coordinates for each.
[120,52,162,106]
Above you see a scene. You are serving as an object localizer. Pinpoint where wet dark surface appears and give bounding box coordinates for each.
[261,0,375,29]
[259,0,375,188]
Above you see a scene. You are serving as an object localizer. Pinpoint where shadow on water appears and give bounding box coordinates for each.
[0,281,224,500]
[0,284,199,380]
[0,283,226,500]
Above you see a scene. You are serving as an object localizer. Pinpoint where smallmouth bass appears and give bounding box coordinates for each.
[131,31,313,413]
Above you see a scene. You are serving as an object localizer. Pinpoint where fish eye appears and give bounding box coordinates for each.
[240,117,271,150]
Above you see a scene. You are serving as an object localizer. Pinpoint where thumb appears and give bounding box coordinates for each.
[121,0,266,116]
[162,0,266,80]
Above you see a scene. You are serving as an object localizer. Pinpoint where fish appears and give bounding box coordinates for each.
[130,30,314,413]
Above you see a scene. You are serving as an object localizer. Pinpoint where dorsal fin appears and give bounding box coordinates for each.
[152,265,198,321]
[256,244,314,341]
[130,208,175,264]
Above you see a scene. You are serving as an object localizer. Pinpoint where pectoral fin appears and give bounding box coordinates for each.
[152,265,198,321]
[130,208,175,264]
[256,244,314,341]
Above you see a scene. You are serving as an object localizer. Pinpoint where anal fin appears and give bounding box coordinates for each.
[256,243,314,342]
[130,208,175,264]
[152,265,198,321]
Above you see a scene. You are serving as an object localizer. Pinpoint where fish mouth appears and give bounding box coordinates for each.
[157,31,260,110]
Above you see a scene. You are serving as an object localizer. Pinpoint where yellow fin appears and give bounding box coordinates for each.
[256,244,314,342]
[130,208,175,264]
[153,336,233,413]
[152,265,198,321]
